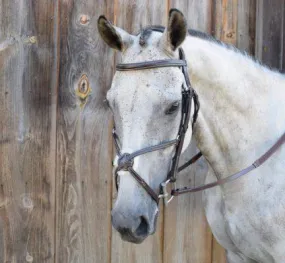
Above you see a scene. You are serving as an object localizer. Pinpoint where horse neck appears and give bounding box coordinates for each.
[183,36,285,179]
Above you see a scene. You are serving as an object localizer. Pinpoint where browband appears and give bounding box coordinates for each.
[116,59,187,71]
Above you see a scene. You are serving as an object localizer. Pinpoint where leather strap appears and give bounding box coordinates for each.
[112,129,121,155]
[166,48,193,183]
[113,130,177,165]
[112,130,178,203]
[121,139,178,162]
[172,131,285,196]
[116,59,187,71]
[178,151,203,172]
[253,131,285,167]
[167,88,192,182]
[128,167,159,203]
[114,167,160,203]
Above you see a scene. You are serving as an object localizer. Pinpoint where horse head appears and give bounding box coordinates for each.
[98,9,194,243]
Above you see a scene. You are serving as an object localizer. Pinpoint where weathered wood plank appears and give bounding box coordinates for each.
[237,0,256,54]
[255,0,284,70]
[114,0,168,33]
[211,237,227,263]
[212,0,238,45]
[212,0,256,54]
[0,0,58,262]
[56,1,114,262]
[169,0,212,33]
[110,1,167,263]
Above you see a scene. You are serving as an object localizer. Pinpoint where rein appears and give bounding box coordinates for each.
[172,131,285,196]
[111,28,285,205]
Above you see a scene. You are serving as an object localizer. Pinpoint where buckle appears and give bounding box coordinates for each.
[159,179,175,205]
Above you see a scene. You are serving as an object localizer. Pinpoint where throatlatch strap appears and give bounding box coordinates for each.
[178,152,203,172]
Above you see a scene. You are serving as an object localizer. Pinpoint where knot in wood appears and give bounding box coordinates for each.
[76,74,91,99]
[80,15,90,25]
[226,31,234,38]
[26,252,33,262]
[22,195,34,210]
[29,36,37,44]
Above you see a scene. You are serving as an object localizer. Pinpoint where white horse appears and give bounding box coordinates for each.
[98,9,285,263]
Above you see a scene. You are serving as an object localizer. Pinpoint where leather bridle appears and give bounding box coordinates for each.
[113,47,199,204]
[112,28,285,205]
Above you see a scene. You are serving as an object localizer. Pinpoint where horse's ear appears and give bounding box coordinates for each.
[162,9,187,51]
[97,16,134,51]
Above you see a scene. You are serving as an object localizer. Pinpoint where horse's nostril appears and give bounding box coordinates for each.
[135,216,149,237]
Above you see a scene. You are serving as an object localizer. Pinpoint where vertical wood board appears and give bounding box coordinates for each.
[237,0,256,54]
[56,0,114,262]
[255,0,284,70]
[0,0,58,262]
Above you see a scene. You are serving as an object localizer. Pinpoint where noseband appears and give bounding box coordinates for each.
[113,47,200,204]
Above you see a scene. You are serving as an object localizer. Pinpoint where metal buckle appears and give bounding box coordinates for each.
[159,179,175,205]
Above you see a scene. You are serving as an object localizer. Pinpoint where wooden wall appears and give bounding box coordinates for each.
[0,0,284,262]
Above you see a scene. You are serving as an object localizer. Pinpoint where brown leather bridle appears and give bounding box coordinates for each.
[112,29,285,205]
[113,47,199,204]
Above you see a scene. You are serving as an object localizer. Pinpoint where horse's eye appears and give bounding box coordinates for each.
[165,101,180,115]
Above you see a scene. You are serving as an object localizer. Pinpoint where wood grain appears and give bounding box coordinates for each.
[0,0,58,262]
[211,236,227,263]
[169,0,212,33]
[255,0,284,70]
[237,0,256,54]
[55,0,114,262]
[114,0,168,34]
[212,0,256,54]
[212,0,238,45]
